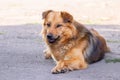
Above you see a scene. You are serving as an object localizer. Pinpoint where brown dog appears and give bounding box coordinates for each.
[41,10,110,74]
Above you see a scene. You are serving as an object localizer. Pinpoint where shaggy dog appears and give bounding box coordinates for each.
[41,10,110,74]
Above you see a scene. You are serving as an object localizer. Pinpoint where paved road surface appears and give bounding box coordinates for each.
[0,24,120,80]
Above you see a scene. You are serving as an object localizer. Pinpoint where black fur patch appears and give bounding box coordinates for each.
[84,33,104,64]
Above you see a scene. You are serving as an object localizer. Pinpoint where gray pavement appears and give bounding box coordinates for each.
[0,24,120,80]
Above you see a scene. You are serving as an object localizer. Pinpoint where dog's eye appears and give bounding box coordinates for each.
[56,24,62,28]
[46,23,51,27]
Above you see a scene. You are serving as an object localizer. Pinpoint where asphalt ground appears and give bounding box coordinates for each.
[0,24,120,80]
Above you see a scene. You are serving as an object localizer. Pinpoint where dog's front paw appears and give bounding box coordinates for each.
[51,66,68,74]
[51,66,71,74]
[43,50,52,59]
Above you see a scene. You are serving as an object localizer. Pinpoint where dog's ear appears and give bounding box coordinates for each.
[61,11,73,23]
[42,10,53,19]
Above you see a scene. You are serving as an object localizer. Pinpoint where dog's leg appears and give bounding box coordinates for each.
[51,55,88,74]
[43,49,52,59]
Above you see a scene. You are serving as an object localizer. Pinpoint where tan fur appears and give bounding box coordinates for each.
[41,10,110,74]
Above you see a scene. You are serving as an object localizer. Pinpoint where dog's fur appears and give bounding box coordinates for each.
[41,10,110,74]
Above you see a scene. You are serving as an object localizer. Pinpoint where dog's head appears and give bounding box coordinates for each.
[42,10,76,44]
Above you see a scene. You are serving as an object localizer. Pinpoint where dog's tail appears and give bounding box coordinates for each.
[90,28,111,53]
[84,30,108,64]
[105,47,111,53]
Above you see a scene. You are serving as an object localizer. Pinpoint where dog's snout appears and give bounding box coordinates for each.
[46,33,59,43]
[47,33,53,39]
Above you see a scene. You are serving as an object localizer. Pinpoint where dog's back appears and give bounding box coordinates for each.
[73,21,110,64]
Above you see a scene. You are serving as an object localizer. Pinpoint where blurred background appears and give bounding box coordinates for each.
[0,0,120,25]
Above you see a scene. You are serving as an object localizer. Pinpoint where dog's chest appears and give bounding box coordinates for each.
[51,49,65,62]
[50,42,74,62]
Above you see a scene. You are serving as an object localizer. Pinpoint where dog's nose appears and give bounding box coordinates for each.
[47,33,53,39]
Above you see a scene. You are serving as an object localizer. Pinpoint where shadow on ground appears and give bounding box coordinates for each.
[0,24,120,80]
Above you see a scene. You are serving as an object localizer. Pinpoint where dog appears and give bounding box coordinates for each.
[41,10,110,74]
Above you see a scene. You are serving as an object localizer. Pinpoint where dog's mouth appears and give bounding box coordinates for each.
[47,35,60,43]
